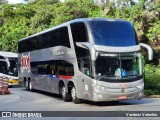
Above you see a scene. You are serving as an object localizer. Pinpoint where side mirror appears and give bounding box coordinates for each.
[76,42,96,60]
[140,43,153,61]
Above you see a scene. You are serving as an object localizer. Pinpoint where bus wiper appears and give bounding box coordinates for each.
[97,75,107,80]
[129,75,138,76]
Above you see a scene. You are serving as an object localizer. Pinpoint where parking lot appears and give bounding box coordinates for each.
[0,87,160,120]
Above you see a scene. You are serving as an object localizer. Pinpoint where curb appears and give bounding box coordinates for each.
[144,95,160,98]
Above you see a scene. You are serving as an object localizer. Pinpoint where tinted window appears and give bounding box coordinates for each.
[50,61,56,75]
[57,27,70,48]
[78,56,91,77]
[48,30,58,47]
[9,59,18,76]
[31,60,74,76]
[31,62,38,74]
[88,21,138,47]
[0,56,4,59]
[38,64,50,74]
[31,61,50,74]
[27,38,33,51]
[18,41,26,53]
[0,61,8,74]
[18,38,33,53]
[71,22,88,42]
[37,34,48,49]
[57,60,74,76]
[18,27,71,53]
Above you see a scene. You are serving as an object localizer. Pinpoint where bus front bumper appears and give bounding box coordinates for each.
[91,84,144,102]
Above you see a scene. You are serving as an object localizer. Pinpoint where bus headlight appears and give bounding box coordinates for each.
[137,83,144,89]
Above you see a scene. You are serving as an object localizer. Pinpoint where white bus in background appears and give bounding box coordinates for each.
[0,51,18,86]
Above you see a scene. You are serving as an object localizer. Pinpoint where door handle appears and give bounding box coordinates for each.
[82,79,84,82]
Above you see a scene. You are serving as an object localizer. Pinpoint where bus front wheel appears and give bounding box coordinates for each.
[71,86,81,104]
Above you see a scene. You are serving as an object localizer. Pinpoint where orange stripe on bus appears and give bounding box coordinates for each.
[58,75,72,79]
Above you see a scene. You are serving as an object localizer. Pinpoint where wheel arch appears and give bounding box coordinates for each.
[58,80,65,94]
[23,77,27,86]
[67,81,75,95]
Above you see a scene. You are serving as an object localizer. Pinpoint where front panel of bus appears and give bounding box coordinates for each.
[82,19,144,101]
[91,52,144,101]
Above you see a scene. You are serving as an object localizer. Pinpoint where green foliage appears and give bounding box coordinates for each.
[30,3,55,33]
[50,0,101,27]
[0,0,160,95]
[0,4,32,52]
[144,64,160,95]
[0,0,159,52]
[1,5,14,17]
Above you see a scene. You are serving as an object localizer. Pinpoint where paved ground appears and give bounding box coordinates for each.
[0,87,160,120]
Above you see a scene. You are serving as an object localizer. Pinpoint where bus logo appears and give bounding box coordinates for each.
[21,53,30,73]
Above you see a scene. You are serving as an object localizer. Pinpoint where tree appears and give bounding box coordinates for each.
[0,4,33,52]
[50,0,101,26]
[29,0,57,33]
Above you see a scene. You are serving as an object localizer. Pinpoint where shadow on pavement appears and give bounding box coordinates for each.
[81,98,158,107]
[12,87,158,107]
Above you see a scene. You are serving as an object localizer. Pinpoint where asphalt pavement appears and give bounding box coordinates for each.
[0,87,160,120]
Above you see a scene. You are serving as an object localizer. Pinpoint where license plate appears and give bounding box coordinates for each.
[118,95,128,100]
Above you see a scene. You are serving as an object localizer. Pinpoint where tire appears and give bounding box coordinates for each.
[71,86,81,104]
[61,86,71,102]
[25,80,29,91]
[29,80,34,92]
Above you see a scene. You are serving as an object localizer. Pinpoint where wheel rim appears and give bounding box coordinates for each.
[62,86,66,97]
[25,81,28,89]
[71,87,76,100]
[29,81,32,90]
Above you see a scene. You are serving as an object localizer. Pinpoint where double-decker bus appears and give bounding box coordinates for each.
[0,51,18,86]
[18,18,153,103]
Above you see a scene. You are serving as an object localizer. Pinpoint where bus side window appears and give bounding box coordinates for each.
[56,60,74,76]
[47,30,58,48]
[57,27,71,48]
[70,22,88,42]
[37,63,50,75]
[50,65,56,75]
[70,22,92,77]
[79,57,91,77]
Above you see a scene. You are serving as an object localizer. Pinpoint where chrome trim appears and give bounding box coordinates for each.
[94,45,141,53]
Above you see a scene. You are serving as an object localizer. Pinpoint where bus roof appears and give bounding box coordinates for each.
[19,18,129,42]
[0,51,18,58]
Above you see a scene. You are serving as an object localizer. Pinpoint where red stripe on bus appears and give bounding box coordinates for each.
[58,75,72,79]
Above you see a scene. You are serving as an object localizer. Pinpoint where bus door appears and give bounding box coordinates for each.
[77,57,92,100]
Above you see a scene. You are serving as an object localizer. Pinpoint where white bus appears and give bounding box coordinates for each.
[18,18,153,103]
[0,51,18,86]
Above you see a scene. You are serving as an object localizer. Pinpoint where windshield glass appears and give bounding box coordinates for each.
[0,61,8,74]
[88,20,138,46]
[95,52,142,80]
[9,58,18,76]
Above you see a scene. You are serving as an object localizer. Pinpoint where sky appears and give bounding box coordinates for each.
[8,0,28,4]
[7,0,66,4]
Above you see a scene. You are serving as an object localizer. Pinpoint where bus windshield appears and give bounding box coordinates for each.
[88,20,138,46]
[8,58,18,76]
[95,52,142,80]
[0,61,8,74]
